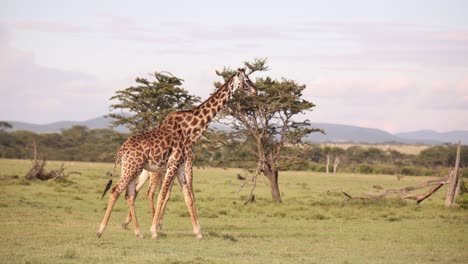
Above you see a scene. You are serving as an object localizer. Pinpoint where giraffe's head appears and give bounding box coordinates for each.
[231,68,257,96]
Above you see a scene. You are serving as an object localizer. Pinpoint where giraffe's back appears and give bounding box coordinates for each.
[117,122,184,172]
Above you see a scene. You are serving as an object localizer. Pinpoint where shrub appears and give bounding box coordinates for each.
[373,165,396,175]
[456,193,468,210]
[356,164,373,174]
[317,165,327,172]
[400,166,423,176]
[460,168,468,178]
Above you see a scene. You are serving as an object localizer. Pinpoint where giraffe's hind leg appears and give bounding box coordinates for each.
[146,170,163,218]
[96,165,142,238]
[122,170,150,230]
[125,178,144,238]
[143,169,174,231]
[96,179,125,238]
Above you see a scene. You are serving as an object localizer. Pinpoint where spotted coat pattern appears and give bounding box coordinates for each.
[96,69,256,239]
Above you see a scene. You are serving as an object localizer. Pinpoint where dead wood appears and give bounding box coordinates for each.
[25,140,81,181]
[25,155,47,180]
[236,161,263,206]
[327,174,450,204]
[444,142,462,207]
[328,141,462,207]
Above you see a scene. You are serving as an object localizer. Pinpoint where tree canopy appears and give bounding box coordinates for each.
[215,58,322,202]
[107,72,201,133]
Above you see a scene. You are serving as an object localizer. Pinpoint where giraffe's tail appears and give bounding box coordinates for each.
[100,178,113,200]
[101,155,120,200]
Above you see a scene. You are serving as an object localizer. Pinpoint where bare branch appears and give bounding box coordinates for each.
[327,174,450,204]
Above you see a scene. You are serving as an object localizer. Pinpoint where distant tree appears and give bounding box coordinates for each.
[330,147,345,174]
[107,72,201,133]
[0,121,12,132]
[303,144,324,163]
[418,145,451,169]
[323,146,332,174]
[215,58,322,203]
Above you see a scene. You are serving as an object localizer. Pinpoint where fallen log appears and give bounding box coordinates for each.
[327,142,462,206]
[327,173,449,204]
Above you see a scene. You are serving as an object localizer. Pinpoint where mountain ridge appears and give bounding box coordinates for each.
[5,116,468,145]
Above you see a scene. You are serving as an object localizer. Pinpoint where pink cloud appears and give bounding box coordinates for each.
[10,21,93,33]
[422,78,468,109]
[431,32,468,42]
[307,77,414,98]
[0,26,107,123]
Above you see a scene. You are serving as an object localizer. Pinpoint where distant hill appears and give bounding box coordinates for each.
[306,123,399,144]
[7,116,130,134]
[5,116,468,145]
[395,130,468,145]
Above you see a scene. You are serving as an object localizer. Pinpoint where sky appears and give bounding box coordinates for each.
[0,0,467,133]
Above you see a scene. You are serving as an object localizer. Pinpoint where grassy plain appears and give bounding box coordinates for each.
[0,159,466,263]
[321,143,429,155]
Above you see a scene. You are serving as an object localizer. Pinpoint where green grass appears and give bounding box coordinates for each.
[0,159,467,263]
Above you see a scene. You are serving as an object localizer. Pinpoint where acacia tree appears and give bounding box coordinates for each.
[107,72,200,133]
[215,58,322,203]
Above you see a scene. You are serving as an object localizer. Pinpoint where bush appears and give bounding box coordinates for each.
[460,179,468,195]
[373,165,396,175]
[309,163,327,172]
[355,164,374,174]
[400,166,423,176]
[460,168,468,178]
[456,193,468,210]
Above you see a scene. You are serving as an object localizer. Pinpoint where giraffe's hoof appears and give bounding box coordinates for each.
[136,233,144,239]
[121,222,129,230]
[96,231,102,239]
[151,234,158,240]
[196,233,203,240]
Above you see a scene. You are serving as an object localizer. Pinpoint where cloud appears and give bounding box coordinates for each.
[9,21,93,33]
[305,77,416,105]
[13,17,466,70]
[275,22,468,69]
[0,25,107,123]
[419,78,468,110]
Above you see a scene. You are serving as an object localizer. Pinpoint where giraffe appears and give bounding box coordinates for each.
[96,69,256,239]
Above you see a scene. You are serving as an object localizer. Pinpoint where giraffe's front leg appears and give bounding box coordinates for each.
[157,171,176,231]
[180,180,202,239]
[151,163,179,239]
[179,158,202,240]
[185,149,195,201]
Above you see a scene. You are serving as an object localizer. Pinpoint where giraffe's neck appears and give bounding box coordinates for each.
[192,76,237,132]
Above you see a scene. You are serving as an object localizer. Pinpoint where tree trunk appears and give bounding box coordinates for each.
[444,142,461,208]
[326,154,330,174]
[264,166,282,203]
[333,156,340,174]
